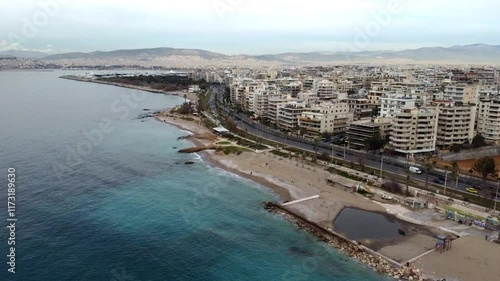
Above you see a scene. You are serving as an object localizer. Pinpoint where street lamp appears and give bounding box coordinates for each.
[495,180,499,213]
[380,155,384,178]
[444,171,448,195]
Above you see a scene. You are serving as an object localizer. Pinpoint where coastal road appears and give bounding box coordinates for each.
[209,85,500,200]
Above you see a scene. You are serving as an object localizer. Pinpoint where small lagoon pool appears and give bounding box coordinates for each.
[334,208,403,240]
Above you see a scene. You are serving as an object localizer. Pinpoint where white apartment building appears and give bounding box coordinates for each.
[379,95,417,118]
[316,80,337,100]
[434,101,477,148]
[477,84,499,101]
[477,98,500,144]
[298,101,353,136]
[267,94,293,124]
[277,102,306,131]
[444,83,478,104]
[390,107,438,155]
[251,85,279,117]
[297,91,320,104]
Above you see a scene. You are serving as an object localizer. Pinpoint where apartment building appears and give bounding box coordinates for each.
[477,98,500,144]
[434,101,477,148]
[444,83,478,104]
[267,94,293,124]
[348,98,376,121]
[316,80,337,100]
[346,118,391,150]
[298,101,353,136]
[379,95,417,118]
[389,107,438,155]
[280,80,302,97]
[277,102,306,131]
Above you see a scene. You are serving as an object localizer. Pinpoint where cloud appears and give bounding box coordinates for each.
[0,0,499,53]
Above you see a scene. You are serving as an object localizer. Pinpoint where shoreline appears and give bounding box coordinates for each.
[66,77,499,281]
[61,75,199,102]
[154,113,427,280]
[154,114,292,201]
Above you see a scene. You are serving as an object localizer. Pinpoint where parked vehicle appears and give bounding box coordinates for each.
[380,193,393,200]
[409,166,422,174]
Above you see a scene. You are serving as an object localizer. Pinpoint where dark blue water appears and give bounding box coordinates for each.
[0,71,391,281]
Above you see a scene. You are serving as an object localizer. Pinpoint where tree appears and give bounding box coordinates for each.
[450,144,462,153]
[450,161,460,188]
[405,171,411,197]
[423,157,436,190]
[321,131,334,141]
[177,102,192,115]
[183,93,187,103]
[357,157,366,172]
[225,117,237,132]
[364,133,386,152]
[472,156,497,188]
[471,134,486,148]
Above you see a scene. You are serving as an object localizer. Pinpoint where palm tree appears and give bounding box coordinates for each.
[450,161,459,189]
[424,157,436,190]
[183,93,187,104]
[405,170,411,197]
[357,157,366,172]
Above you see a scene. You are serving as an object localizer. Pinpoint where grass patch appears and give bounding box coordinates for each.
[216,141,231,145]
[216,146,251,155]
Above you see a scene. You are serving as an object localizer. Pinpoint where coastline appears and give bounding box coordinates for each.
[61,75,199,102]
[154,114,292,201]
[61,75,500,281]
[154,112,427,280]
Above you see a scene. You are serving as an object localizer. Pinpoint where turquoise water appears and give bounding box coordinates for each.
[0,71,391,281]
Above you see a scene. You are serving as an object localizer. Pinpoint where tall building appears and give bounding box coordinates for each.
[298,101,353,136]
[348,98,376,121]
[389,107,438,155]
[379,95,416,118]
[434,101,477,148]
[267,94,293,124]
[277,102,306,131]
[316,80,337,100]
[444,83,478,104]
[477,98,500,144]
[346,118,391,150]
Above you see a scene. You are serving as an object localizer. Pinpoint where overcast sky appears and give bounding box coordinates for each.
[1,0,499,54]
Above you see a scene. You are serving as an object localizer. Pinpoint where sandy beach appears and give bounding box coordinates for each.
[155,111,499,281]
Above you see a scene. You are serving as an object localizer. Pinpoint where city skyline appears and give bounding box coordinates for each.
[1,0,500,55]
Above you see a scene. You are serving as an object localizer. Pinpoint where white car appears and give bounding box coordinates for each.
[380,193,393,200]
[409,166,422,174]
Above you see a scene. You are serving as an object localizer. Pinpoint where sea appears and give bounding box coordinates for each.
[0,70,391,281]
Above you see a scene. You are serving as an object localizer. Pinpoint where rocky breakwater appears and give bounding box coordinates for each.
[177,133,217,153]
[178,145,216,153]
[264,202,432,281]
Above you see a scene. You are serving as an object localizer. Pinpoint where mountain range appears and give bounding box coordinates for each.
[3,44,500,65]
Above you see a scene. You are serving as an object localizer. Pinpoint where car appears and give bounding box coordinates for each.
[409,166,422,174]
[380,193,393,200]
[466,187,478,194]
[433,178,444,184]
